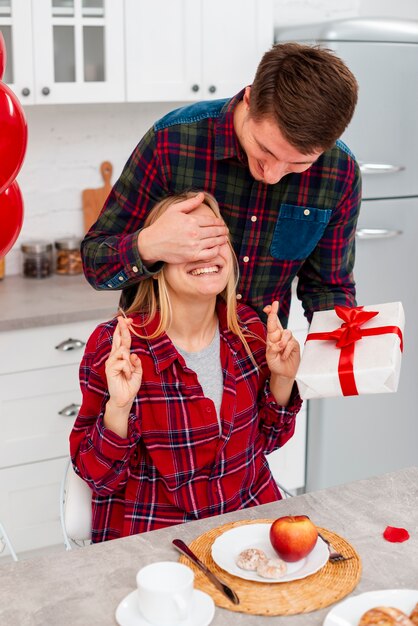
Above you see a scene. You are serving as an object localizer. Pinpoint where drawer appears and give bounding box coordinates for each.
[0,318,103,375]
[0,364,81,468]
[0,457,68,555]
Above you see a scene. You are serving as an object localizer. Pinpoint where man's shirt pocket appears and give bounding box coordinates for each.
[270,204,332,260]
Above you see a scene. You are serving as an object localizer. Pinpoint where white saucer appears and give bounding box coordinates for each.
[115,588,215,626]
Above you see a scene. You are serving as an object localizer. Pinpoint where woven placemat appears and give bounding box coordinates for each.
[178,518,361,616]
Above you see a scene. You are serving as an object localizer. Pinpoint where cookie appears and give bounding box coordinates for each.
[257,557,287,579]
[236,548,267,571]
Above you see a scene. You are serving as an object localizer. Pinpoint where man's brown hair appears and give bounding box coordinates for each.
[250,42,358,153]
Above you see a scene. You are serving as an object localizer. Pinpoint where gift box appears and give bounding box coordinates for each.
[296,302,405,400]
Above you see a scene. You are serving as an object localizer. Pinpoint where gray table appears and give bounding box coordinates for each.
[0,467,417,626]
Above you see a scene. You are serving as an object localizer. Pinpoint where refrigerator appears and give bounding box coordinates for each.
[275,18,418,490]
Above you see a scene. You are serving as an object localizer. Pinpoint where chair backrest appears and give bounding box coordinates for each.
[60,458,92,549]
[0,521,18,561]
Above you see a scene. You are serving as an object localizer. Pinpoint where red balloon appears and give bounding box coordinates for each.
[0,31,6,81]
[0,81,28,194]
[0,180,24,257]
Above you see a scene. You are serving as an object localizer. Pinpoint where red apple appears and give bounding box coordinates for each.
[269,515,318,562]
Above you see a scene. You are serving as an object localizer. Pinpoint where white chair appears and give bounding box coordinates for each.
[59,458,92,550]
[0,521,18,562]
[276,482,296,499]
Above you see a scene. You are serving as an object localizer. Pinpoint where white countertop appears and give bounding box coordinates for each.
[0,274,120,332]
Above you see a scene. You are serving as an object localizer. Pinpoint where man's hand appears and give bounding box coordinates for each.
[137,192,229,266]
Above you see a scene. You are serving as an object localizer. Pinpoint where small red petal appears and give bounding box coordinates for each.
[383,526,410,543]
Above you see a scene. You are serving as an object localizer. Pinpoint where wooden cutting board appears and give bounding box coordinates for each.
[82,161,113,233]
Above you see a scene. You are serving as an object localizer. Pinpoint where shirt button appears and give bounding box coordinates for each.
[132,265,138,273]
[251,215,257,222]
[236,294,242,300]
[118,276,124,281]
[243,256,249,263]
[304,209,310,216]
[206,407,211,413]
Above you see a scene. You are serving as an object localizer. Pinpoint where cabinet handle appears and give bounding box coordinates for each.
[191,84,199,92]
[55,338,85,351]
[208,85,216,94]
[359,163,405,175]
[356,228,403,240]
[41,86,50,96]
[58,403,81,417]
[21,87,30,97]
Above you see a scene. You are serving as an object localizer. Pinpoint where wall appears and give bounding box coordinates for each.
[6,101,184,275]
[5,0,418,276]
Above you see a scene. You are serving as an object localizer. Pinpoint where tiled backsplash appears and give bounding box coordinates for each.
[7,101,179,275]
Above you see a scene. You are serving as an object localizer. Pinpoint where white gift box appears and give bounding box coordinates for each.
[296,302,405,400]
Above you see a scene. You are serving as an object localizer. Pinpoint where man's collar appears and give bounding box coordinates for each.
[214,89,247,163]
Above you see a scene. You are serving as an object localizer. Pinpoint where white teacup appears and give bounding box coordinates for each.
[136,561,194,625]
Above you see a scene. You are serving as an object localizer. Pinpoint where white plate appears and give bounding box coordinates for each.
[115,588,215,626]
[211,522,329,583]
[323,589,418,626]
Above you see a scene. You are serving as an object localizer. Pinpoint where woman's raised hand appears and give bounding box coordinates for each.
[263,301,300,380]
[105,316,143,410]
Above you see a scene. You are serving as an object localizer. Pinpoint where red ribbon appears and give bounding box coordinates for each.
[306,306,404,396]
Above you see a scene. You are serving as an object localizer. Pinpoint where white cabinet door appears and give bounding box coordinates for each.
[201,0,273,100]
[0,364,80,468]
[32,0,125,104]
[125,0,201,102]
[0,0,34,104]
[2,0,125,104]
[125,0,273,103]
[0,458,67,554]
[0,318,102,554]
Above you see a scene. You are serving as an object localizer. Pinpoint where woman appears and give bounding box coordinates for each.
[70,192,302,542]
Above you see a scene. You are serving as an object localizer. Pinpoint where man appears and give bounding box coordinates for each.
[81,42,360,326]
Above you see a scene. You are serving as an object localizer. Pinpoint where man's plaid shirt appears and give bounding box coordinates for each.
[81,90,361,326]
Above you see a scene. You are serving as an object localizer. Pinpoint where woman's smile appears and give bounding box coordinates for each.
[188,264,221,277]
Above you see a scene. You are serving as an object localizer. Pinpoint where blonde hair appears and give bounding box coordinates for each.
[124,191,260,364]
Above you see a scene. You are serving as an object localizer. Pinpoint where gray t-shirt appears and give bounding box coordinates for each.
[176,325,223,435]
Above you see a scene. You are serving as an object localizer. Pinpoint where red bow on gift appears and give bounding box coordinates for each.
[306,306,403,396]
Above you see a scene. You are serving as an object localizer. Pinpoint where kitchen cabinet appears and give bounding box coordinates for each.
[0,319,102,555]
[125,0,274,102]
[0,0,124,104]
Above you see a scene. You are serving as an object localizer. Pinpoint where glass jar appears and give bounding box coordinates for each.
[21,241,53,279]
[55,237,83,275]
